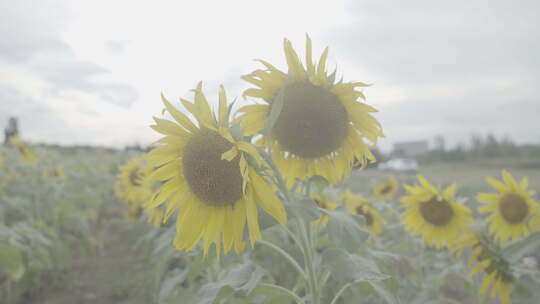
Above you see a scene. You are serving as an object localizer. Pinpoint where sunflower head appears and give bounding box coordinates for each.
[452,233,513,304]
[311,192,339,226]
[237,36,383,187]
[147,83,287,256]
[401,176,472,249]
[115,155,153,207]
[477,170,539,244]
[373,176,399,201]
[8,136,38,165]
[341,190,386,236]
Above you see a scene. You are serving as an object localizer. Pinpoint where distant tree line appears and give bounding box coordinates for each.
[419,134,540,166]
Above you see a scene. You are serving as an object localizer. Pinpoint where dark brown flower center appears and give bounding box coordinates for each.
[355,206,374,225]
[182,129,243,207]
[380,184,392,195]
[314,199,327,210]
[419,196,454,226]
[129,168,143,186]
[272,81,349,158]
[499,193,528,224]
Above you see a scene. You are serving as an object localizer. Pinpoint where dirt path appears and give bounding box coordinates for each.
[28,204,148,304]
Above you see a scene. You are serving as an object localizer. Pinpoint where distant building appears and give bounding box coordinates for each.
[393,141,429,158]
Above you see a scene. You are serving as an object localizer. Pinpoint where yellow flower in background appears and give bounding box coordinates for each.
[115,155,153,207]
[8,136,37,164]
[451,233,513,304]
[373,175,399,201]
[401,176,472,249]
[42,166,65,180]
[237,36,383,187]
[147,83,286,255]
[311,193,339,226]
[341,190,386,236]
[477,170,539,244]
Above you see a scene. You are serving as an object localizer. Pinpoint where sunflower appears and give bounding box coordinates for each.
[237,36,383,187]
[43,166,65,180]
[311,193,339,226]
[146,83,286,255]
[451,233,513,304]
[8,136,37,164]
[341,190,386,236]
[401,176,472,249]
[115,155,153,207]
[373,176,399,201]
[477,170,539,244]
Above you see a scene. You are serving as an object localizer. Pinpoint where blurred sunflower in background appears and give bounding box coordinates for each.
[401,176,472,249]
[237,36,383,187]
[42,166,65,180]
[477,170,539,244]
[115,155,153,218]
[8,136,38,164]
[373,175,399,201]
[341,190,386,236]
[311,192,339,226]
[147,83,286,255]
[451,233,513,304]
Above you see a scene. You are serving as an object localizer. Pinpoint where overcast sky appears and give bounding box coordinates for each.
[1,0,539,151]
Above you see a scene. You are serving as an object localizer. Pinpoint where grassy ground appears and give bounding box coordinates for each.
[26,202,148,304]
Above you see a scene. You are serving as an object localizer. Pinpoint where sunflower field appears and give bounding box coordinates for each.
[2,37,540,304]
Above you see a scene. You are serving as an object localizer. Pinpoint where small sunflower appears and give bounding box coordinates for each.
[401,176,472,249]
[311,193,339,226]
[237,36,383,187]
[477,170,539,244]
[341,190,386,236]
[451,233,513,304]
[373,176,399,201]
[43,166,65,180]
[8,136,37,164]
[147,83,287,255]
[115,155,153,207]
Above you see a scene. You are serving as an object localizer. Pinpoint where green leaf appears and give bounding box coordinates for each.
[0,242,25,282]
[326,207,369,252]
[322,247,390,283]
[368,281,401,304]
[503,231,540,263]
[307,175,329,194]
[159,268,188,301]
[262,87,285,136]
[284,197,320,223]
[197,263,265,304]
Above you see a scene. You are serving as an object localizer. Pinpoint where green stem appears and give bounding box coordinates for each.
[298,221,320,304]
[259,283,306,304]
[330,282,354,304]
[258,240,307,279]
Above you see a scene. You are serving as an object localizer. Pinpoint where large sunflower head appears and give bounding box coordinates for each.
[451,233,513,304]
[373,175,399,201]
[476,170,539,244]
[115,155,153,207]
[401,176,473,249]
[341,190,386,236]
[237,36,383,187]
[147,83,287,255]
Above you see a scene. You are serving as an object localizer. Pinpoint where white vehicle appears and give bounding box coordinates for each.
[377,158,418,173]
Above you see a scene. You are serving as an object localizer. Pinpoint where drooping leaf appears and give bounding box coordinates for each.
[322,247,389,283]
[326,207,369,252]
